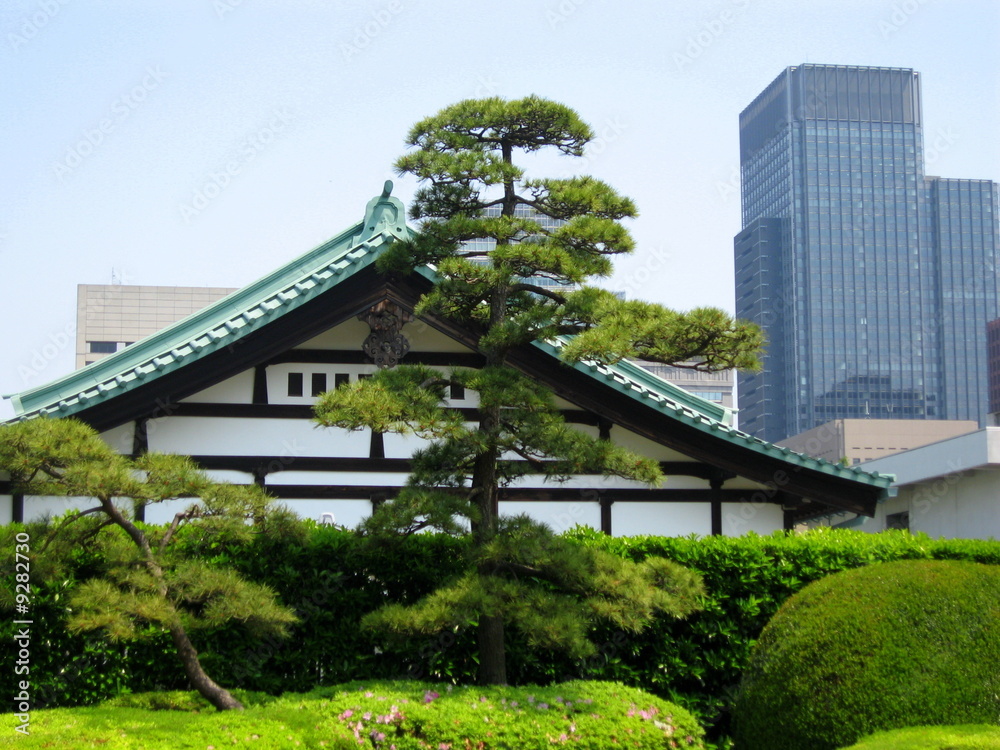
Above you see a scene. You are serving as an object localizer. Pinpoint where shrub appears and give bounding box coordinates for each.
[732,560,1000,750]
[6,523,1000,745]
[10,681,704,749]
[839,725,1000,750]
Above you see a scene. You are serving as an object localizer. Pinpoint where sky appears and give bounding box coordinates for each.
[1,0,998,421]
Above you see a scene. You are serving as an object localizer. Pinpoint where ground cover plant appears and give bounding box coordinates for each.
[732,559,1000,750]
[1,680,705,749]
[838,725,1000,750]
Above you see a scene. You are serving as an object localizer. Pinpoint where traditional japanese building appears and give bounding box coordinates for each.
[1,183,893,535]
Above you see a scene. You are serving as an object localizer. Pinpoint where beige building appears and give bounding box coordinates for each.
[780,419,980,465]
[77,285,237,368]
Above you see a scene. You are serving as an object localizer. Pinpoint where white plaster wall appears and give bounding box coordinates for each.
[100,422,136,456]
[721,501,785,536]
[295,319,372,350]
[612,502,712,537]
[499,500,602,534]
[608,429,697,462]
[181,371,254,404]
[266,471,406,487]
[144,498,198,525]
[383,432,435,459]
[147,417,368,458]
[903,470,1000,540]
[0,495,12,525]
[20,495,104,523]
[201,470,255,484]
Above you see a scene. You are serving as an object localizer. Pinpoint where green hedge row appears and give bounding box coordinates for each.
[4,525,1000,739]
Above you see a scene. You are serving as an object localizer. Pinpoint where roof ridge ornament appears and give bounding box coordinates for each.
[356,179,407,244]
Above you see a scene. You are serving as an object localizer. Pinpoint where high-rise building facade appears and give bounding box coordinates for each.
[735,64,1000,442]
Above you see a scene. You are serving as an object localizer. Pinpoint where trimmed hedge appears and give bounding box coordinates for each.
[3,524,1000,742]
[732,560,1000,750]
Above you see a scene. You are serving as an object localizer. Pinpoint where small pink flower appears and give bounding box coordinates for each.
[339,709,354,720]
[423,690,440,703]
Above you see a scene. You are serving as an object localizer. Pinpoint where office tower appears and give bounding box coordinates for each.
[735,64,1000,443]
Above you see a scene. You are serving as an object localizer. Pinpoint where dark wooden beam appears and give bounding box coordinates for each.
[264,349,486,368]
[252,365,269,405]
[599,495,614,535]
[709,474,725,536]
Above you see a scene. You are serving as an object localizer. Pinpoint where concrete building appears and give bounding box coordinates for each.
[634,363,733,408]
[809,427,1000,540]
[779,418,978,465]
[77,284,236,368]
[735,64,1000,443]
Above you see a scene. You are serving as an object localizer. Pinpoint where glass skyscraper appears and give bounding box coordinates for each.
[735,64,1000,443]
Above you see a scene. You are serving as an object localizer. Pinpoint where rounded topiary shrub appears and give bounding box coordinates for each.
[732,559,1000,750]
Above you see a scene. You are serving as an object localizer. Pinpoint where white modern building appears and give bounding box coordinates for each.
[809,427,1000,539]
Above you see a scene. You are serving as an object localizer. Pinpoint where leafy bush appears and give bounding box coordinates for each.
[732,560,1000,750]
[7,680,704,749]
[5,522,1000,744]
[839,725,1000,750]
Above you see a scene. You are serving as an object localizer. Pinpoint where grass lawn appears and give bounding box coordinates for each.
[839,725,1000,750]
[1,680,705,749]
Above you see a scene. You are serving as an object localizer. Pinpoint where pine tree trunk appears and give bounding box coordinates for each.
[94,498,245,711]
[169,622,245,711]
[477,616,507,685]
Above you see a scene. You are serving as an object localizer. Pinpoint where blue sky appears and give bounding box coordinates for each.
[2,0,998,420]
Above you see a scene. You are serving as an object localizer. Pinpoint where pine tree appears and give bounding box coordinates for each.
[314,96,763,684]
[0,417,300,710]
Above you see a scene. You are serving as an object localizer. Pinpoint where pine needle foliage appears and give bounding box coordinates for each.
[315,96,762,685]
[0,417,301,711]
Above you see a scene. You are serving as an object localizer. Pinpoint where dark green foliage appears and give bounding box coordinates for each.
[840,725,1000,750]
[17,681,704,749]
[732,560,1000,750]
[316,96,755,683]
[5,524,1000,746]
[0,417,302,711]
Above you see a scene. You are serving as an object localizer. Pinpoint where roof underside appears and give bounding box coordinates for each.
[4,185,892,516]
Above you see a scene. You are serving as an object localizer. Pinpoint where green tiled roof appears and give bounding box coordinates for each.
[7,182,411,420]
[533,339,893,489]
[4,183,892,494]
